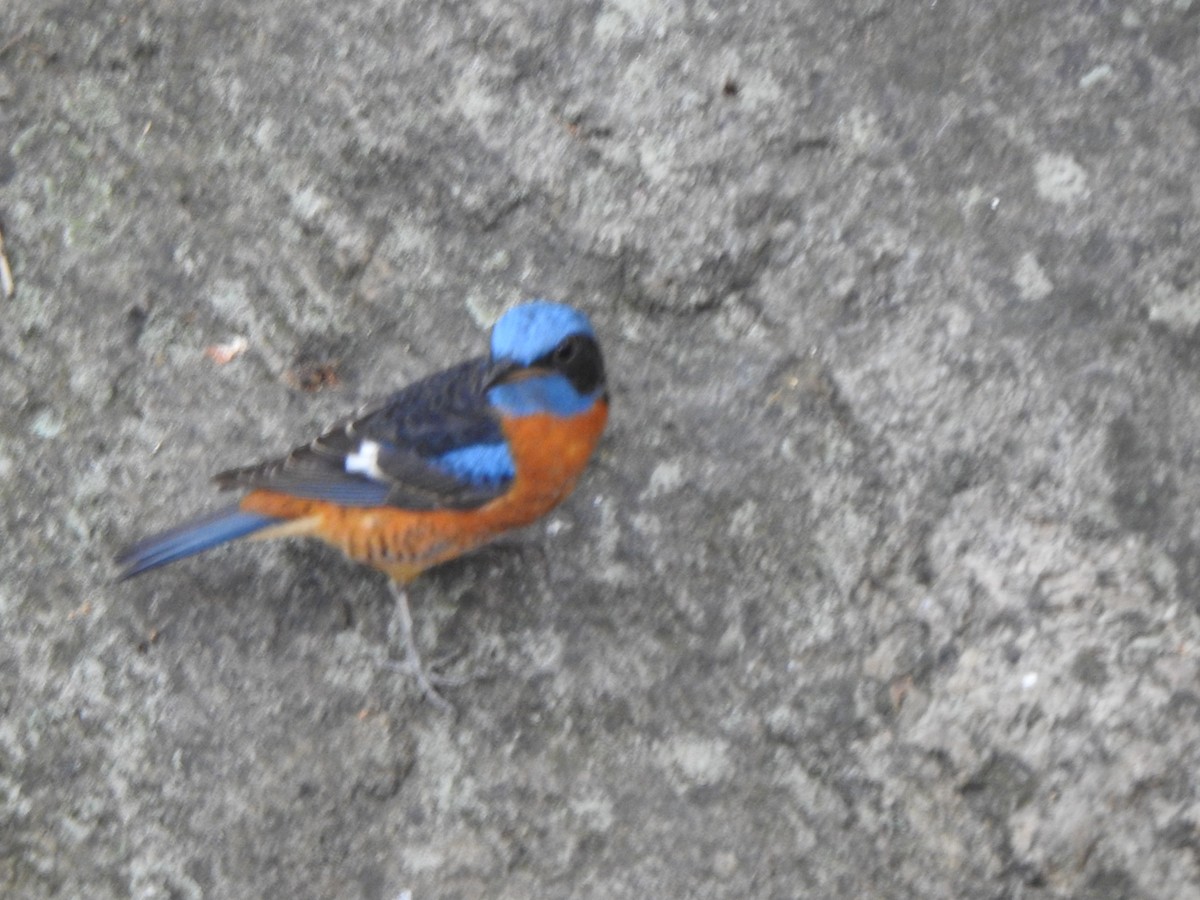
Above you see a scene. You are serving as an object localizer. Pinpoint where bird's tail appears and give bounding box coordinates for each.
[114,504,281,580]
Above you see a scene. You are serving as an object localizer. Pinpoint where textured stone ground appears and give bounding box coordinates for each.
[3,1,1200,897]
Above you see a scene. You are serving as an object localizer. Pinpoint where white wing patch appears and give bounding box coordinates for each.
[345,439,387,481]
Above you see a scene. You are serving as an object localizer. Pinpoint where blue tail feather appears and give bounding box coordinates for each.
[115,504,281,580]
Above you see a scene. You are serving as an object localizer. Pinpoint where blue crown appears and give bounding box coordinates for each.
[490,301,595,365]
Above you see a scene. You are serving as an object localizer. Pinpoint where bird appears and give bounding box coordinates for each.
[115,300,609,708]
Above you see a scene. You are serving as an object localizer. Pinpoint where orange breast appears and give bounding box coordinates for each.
[240,398,608,583]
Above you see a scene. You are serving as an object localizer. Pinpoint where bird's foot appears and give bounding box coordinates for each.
[383,583,466,712]
[379,658,463,712]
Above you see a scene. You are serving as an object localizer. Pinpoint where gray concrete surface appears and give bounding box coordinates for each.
[3,0,1199,897]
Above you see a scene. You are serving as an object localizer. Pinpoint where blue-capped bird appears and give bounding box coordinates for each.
[115,301,609,708]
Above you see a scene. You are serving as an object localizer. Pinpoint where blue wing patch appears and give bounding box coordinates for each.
[212,358,512,510]
[434,442,515,485]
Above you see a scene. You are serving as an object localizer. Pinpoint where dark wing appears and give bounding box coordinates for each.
[213,357,510,510]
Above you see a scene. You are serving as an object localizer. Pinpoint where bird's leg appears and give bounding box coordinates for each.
[383,582,464,711]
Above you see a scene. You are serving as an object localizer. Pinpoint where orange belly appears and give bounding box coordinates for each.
[239,399,608,583]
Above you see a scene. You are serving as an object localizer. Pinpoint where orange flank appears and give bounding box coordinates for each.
[239,399,609,583]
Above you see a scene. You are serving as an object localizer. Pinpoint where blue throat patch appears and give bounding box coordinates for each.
[487,374,598,418]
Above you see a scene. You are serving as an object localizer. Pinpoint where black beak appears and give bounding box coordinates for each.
[483,359,522,390]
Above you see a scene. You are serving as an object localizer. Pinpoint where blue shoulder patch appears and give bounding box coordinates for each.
[434,441,515,485]
[491,301,594,366]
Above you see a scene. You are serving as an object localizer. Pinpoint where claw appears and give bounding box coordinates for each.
[384,585,453,710]
[383,583,461,711]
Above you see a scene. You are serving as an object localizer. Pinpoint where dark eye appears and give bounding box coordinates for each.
[537,333,605,394]
[552,337,578,365]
